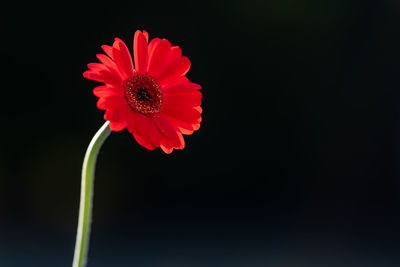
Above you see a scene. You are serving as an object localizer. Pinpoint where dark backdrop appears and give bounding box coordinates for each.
[1,0,400,266]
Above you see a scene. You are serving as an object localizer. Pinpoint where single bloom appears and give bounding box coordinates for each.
[84,30,202,153]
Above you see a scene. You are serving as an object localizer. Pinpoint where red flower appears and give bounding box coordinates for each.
[84,30,202,153]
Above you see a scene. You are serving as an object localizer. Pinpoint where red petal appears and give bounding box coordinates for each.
[148,39,171,78]
[95,55,124,88]
[104,105,127,122]
[159,129,184,153]
[148,38,160,57]
[162,75,191,88]
[173,76,190,86]
[162,104,202,124]
[135,113,161,149]
[143,31,149,43]
[96,54,117,69]
[88,63,108,72]
[163,82,201,94]
[162,114,198,134]
[166,46,182,65]
[125,111,137,134]
[101,45,114,59]
[158,56,191,87]
[160,136,178,153]
[163,91,202,106]
[177,132,185,149]
[105,110,126,131]
[133,133,156,150]
[152,115,180,145]
[181,129,194,135]
[83,70,123,88]
[193,106,202,113]
[93,86,122,97]
[96,96,126,110]
[133,30,149,73]
[160,145,173,154]
[148,118,162,147]
[109,121,127,131]
[112,38,134,79]
[87,63,124,88]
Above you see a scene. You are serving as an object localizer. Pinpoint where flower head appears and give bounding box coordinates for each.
[84,30,202,153]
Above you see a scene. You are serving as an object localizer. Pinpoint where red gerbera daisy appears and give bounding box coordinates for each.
[84,30,202,153]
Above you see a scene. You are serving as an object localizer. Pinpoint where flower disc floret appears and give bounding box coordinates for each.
[125,73,162,115]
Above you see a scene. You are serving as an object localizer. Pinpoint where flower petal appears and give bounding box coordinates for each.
[101,45,114,59]
[148,38,160,57]
[160,144,173,154]
[87,63,108,72]
[162,75,190,88]
[112,38,134,79]
[105,107,128,132]
[160,136,179,153]
[133,30,149,73]
[133,133,156,150]
[104,105,128,122]
[159,129,184,154]
[143,31,149,43]
[148,39,171,78]
[93,85,122,97]
[193,106,202,113]
[176,132,185,149]
[152,115,180,145]
[157,56,191,87]
[162,114,199,134]
[161,104,202,124]
[83,70,123,88]
[109,121,127,131]
[134,113,161,148]
[87,63,124,90]
[163,91,202,106]
[125,110,137,134]
[166,46,182,65]
[147,118,162,148]
[163,82,201,94]
[96,54,117,69]
[96,96,126,110]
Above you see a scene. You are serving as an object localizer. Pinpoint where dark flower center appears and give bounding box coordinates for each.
[136,88,152,102]
[124,73,162,115]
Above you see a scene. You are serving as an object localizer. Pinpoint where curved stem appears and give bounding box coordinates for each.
[73,121,111,267]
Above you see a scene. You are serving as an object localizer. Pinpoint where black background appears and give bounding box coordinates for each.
[1,0,400,266]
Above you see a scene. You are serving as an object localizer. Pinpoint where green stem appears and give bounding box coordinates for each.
[73,121,111,267]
